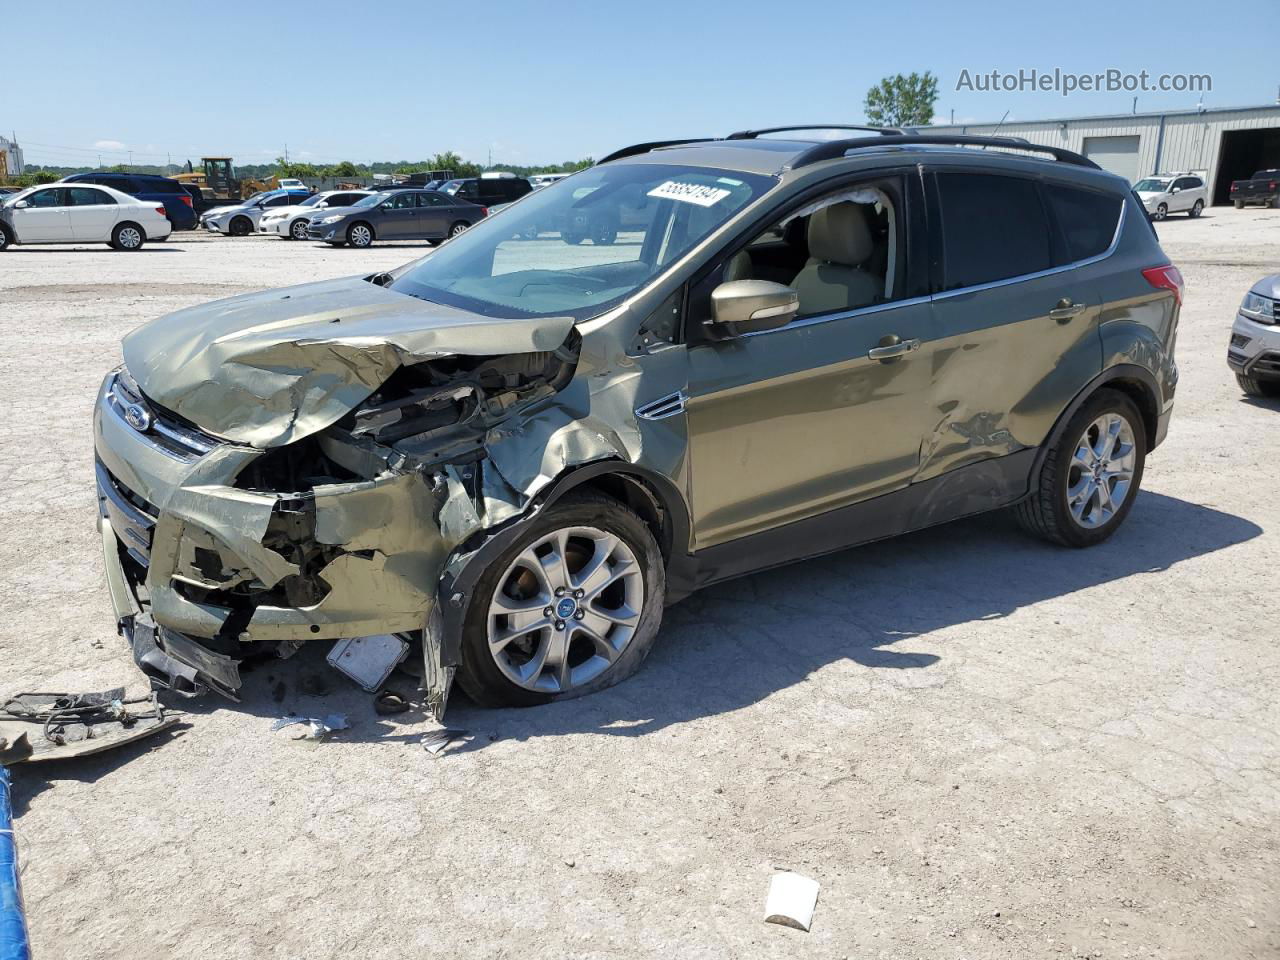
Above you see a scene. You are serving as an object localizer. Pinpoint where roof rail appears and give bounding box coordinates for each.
[726,124,903,140]
[787,134,1100,170]
[597,138,715,165]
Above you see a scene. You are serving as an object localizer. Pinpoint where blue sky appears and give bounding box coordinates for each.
[8,0,1275,168]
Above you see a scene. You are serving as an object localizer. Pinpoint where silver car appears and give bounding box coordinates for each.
[200,190,310,236]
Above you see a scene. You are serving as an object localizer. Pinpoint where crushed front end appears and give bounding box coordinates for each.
[93,337,581,716]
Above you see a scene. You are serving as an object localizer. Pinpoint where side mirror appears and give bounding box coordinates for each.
[707,280,799,336]
[13,200,29,209]
[1171,187,1181,194]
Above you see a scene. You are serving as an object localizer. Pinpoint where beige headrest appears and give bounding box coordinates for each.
[807,202,873,267]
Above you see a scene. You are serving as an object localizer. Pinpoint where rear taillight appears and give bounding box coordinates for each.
[156,206,167,216]
[1142,264,1184,306]
[181,194,193,207]
[480,207,489,217]
[1230,183,1238,191]
[1271,181,1278,190]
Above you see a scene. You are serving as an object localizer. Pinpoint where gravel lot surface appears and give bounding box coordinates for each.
[1,212,1277,959]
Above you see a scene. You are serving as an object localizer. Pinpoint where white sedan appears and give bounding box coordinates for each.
[0,183,171,251]
[257,189,374,239]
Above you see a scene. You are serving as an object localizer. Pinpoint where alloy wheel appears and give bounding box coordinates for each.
[118,227,142,249]
[291,219,308,240]
[1154,203,1167,221]
[486,526,644,694]
[1066,412,1137,529]
[350,224,372,247]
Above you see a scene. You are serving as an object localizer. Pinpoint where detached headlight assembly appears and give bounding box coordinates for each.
[1240,292,1275,324]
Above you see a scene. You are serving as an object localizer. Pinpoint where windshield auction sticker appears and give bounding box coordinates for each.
[647,181,732,207]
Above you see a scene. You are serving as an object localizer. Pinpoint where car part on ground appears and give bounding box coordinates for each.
[1226,275,1280,396]
[93,129,1179,716]
[326,635,410,692]
[0,689,177,764]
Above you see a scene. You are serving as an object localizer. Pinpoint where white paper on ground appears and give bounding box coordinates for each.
[763,871,820,931]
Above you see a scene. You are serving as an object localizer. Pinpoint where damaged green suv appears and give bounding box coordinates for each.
[94,128,1181,715]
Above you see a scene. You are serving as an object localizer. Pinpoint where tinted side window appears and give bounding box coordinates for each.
[937,173,1051,289]
[1044,183,1122,263]
[416,192,448,207]
[67,187,114,206]
[26,188,65,207]
[143,178,182,194]
[330,193,363,206]
[264,194,292,207]
[111,177,139,194]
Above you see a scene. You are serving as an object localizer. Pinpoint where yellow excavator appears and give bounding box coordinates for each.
[171,158,279,204]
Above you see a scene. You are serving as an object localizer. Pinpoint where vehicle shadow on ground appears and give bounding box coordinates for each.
[151,489,1262,752]
[5,247,180,254]
[7,725,191,816]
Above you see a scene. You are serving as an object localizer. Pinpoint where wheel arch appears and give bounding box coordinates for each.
[1027,363,1161,493]
[438,460,693,664]
[349,219,375,240]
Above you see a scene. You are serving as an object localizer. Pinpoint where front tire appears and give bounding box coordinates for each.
[1014,389,1146,548]
[347,222,374,247]
[1154,203,1168,221]
[456,492,666,708]
[289,218,309,240]
[1236,372,1280,398]
[1189,199,1203,218]
[111,222,145,251]
[228,216,252,237]
[0,224,11,251]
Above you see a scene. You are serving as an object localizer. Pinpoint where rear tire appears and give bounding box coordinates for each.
[1234,199,1245,209]
[455,492,666,708]
[1236,372,1280,398]
[110,222,145,251]
[1189,199,1203,218]
[1014,389,1147,548]
[447,221,469,239]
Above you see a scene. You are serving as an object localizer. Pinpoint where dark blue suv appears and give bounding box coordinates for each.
[63,172,197,230]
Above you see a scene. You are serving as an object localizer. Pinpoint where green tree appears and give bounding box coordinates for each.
[275,157,319,179]
[327,160,361,177]
[864,71,939,127]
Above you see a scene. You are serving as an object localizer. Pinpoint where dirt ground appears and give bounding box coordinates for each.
[1,210,1277,960]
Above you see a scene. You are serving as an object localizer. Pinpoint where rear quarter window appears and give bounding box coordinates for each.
[1044,183,1123,263]
[936,172,1052,289]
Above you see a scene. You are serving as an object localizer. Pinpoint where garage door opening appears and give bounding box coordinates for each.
[1213,127,1280,205]
[1082,135,1140,184]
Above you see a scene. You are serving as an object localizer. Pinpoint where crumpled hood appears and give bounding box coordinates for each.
[122,276,574,448]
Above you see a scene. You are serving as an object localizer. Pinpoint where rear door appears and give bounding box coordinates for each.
[10,187,71,241]
[66,186,119,241]
[416,191,453,238]
[921,168,1106,481]
[377,191,418,238]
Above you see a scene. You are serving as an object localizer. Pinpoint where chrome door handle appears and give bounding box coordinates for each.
[867,336,921,361]
[1049,298,1086,323]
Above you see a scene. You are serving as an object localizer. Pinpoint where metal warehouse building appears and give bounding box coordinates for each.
[926,103,1280,205]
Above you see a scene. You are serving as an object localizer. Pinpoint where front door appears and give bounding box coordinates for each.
[66,186,119,241]
[378,191,418,238]
[11,187,71,241]
[685,173,936,549]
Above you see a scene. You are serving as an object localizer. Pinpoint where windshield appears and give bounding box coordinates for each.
[354,193,387,207]
[1134,179,1171,192]
[298,194,325,207]
[391,163,775,321]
